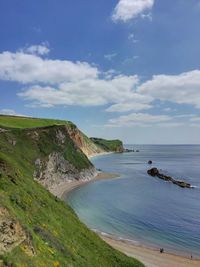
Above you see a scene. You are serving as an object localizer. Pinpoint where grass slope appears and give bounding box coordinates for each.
[0,115,73,129]
[0,115,103,156]
[0,117,144,267]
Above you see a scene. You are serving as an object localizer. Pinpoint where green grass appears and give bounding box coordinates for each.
[0,115,103,157]
[90,138,124,152]
[0,118,144,267]
[0,115,74,129]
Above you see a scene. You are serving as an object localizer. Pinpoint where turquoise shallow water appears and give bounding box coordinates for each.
[66,145,200,258]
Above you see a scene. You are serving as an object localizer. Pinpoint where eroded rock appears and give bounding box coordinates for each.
[56,129,66,144]
[0,207,26,254]
[34,152,97,192]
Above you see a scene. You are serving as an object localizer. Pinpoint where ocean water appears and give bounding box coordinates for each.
[66,145,200,257]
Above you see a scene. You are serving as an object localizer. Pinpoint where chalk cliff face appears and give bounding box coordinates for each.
[24,125,98,192]
[30,125,125,192]
[34,151,97,193]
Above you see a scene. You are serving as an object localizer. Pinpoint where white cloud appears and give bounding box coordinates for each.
[0,109,27,117]
[107,112,172,127]
[164,107,172,112]
[0,47,152,110]
[128,33,139,43]
[18,75,140,108]
[0,50,98,84]
[106,93,153,112]
[24,43,50,55]
[2,46,200,123]
[157,122,184,128]
[189,123,200,128]
[112,0,155,22]
[122,56,139,66]
[138,70,200,109]
[106,102,152,112]
[190,116,200,122]
[104,53,117,61]
[141,12,152,21]
[174,114,196,119]
[105,111,200,128]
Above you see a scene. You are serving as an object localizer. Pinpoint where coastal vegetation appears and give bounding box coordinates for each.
[0,115,73,129]
[90,137,124,152]
[0,115,144,267]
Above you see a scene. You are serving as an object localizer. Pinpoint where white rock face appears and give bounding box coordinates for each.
[34,152,97,191]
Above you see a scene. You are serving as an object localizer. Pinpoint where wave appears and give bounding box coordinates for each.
[91,228,140,246]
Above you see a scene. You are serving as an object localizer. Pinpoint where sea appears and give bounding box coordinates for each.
[65,145,200,258]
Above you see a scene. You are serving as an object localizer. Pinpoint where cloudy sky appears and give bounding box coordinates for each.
[1,0,200,144]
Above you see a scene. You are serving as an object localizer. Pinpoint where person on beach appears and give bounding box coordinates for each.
[160,248,164,253]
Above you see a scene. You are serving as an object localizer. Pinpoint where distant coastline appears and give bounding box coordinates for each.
[88,151,114,159]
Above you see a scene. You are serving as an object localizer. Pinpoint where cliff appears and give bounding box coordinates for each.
[0,115,107,158]
[63,123,105,158]
[0,115,143,267]
[90,137,124,153]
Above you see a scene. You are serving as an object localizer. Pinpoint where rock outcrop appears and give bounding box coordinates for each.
[147,168,192,188]
[23,125,98,192]
[34,152,97,193]
[0,207,26,254]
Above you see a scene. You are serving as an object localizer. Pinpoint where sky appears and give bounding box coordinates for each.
[1,0,200,144]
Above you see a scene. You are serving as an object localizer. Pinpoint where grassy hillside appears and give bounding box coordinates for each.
[0,117,144,267]
[0,115,73,129]
[0,115,105,158]
[90,138,124,152]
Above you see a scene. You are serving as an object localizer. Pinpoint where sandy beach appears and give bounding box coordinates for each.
[53,169,200,267]
[51,171,118,199]
[101,236,200,267]
[88,151,114,159]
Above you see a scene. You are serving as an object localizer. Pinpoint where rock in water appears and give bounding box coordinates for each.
[147,168,159,176]
[147,168,192,188]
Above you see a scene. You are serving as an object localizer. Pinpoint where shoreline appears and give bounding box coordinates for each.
[52,152,200,267]
[101,235,200,267]
[51,171,119,199]
[88,151,114,159]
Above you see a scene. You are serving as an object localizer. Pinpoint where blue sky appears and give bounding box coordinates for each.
[1,0,200,144]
